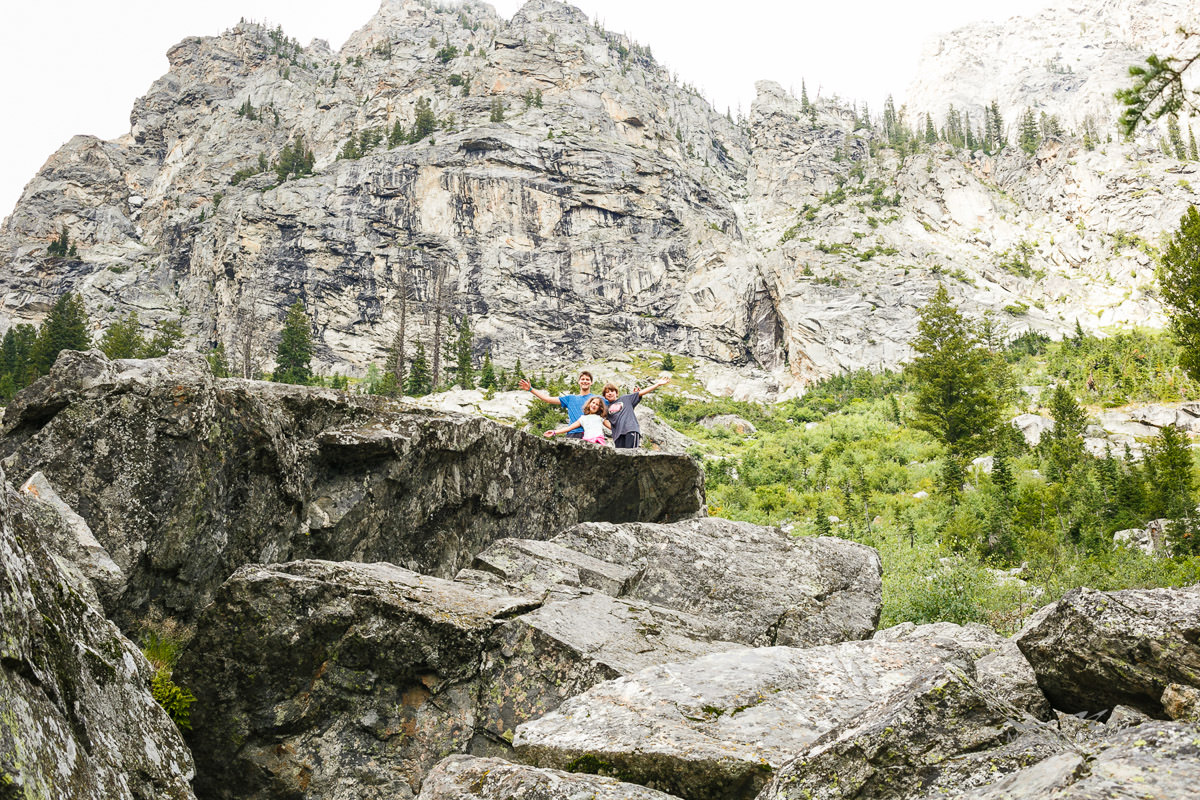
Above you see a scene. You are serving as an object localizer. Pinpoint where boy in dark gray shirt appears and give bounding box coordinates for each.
[600,377,671,449]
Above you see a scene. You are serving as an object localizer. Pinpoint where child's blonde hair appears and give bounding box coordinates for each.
[583,396,606,416]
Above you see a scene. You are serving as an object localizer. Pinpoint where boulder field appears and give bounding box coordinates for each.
[0,351,1197,800]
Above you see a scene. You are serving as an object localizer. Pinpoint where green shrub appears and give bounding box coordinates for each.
[151,667,197,730]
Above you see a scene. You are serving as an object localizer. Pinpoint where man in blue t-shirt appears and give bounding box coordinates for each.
[520,371,600,439]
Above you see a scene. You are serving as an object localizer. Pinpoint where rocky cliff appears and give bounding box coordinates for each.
[1,0,1197,396]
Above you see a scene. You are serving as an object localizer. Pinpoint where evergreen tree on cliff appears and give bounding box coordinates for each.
[454,316,474,389]
[32,292,90,374]
[1158,205,1200,382]
[274,300,313,385]
[406,341,432,396]
[908,284,1004,461]
[99,311,146,359]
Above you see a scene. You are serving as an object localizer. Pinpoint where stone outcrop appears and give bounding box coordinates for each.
[0,465,195,799]
[1,1,1196,391]
[512,639,974,800]
[0,350,704,626]
[473,518,882,646]
[874,621,1053,719]
[177,560,539,800]
[416,755,684,800]
[958,721,1200,800]
[1014,586,1200,717]
[759,661,1068,800]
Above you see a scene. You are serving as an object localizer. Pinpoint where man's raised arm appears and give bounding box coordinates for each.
[519,378,561,405]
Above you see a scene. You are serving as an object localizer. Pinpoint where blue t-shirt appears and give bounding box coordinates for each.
[559,393,601,438]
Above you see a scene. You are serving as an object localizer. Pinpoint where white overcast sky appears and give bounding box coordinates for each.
[0,0,1056,222]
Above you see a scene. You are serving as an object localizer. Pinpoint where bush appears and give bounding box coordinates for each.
[151,668,197,730]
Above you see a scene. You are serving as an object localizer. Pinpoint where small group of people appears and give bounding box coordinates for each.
[519,370,670,449]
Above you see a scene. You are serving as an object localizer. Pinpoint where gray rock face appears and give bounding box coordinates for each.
[177,560,539,800]
[759,662,1068,800]
[416,755,684,800]
[0,350,703,626]
[0,467,195,800]
[546,519,882,646]
[959,721,1200,800]
[175,554,748,800]
[513,639,971,800]
[874,621,1053,719]
[1015,586,1200,717]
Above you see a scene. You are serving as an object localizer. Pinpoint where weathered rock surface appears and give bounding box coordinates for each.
[416,755,685,800]
[474,518,882,646]
[176,553,748,800]
[0,350,703,626]
[177,559,540,800]
[874,621,1053,719]
[759,662,1069,800]
[959,721,1200,800]
[15,470,123,610]
[0,465,195,799]
[1015,586,1200,717]
[513,639,972,800]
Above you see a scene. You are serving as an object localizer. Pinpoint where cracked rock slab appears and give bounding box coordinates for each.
[510,518,882,647]
[513,639,969,800]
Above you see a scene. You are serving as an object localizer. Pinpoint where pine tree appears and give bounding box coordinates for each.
[1168,115,1187,160]
[142,319,184,357]
[406,341,432,396]
[388,119,406,148]
[47,225,71,257]
[489,98,505,123]
[1190,125,1199,160]
[32,292,90,374]
[274,300,313,384]
[1041,383,1087,482]
[411,97,436,142]
[479,352,496,389]
[1144,425,1195,520]
[1157,205,1200,382]
[1018,108,1040,154]
[907,284,1004,459]
[454,315,474,388]
[99,311,146,359]
[661,353,676,371]
[207,343,231,377]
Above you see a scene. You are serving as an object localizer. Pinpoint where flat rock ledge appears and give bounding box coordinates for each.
[513,639,972,800]
[470,517,883,647]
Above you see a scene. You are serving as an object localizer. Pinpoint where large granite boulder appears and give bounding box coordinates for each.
[473,518,882,647]
[512,639,973,800]
[176,552,750,800]
[0,466,195,799]
[415,755,685,800]
[759,662,1068,800]
[0,350,704,627]
[177,560,539,800]
[874,621,1052,719]
[1014,586,1200,717]
[959,721,1200,799]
